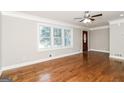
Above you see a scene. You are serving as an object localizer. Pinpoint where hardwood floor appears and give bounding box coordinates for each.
[1,51,124,82]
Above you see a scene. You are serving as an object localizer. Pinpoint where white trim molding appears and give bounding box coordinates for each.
[1,11,82,29]
[1,51,82,71]
[109,55,124,61]
[90,25,109,31]
[89,49,109,53]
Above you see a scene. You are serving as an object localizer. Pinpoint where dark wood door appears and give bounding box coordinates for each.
[83,31,88,51]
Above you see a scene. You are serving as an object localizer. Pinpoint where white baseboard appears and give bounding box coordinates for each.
[89,49,109,53]
[1,51,82,71]
[109,55,124,61]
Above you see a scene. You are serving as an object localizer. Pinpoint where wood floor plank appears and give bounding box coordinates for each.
[1,51,124,82]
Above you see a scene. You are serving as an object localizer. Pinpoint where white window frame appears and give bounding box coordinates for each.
[37,23,73,51]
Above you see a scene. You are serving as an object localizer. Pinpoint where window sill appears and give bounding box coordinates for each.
[38,46,73,52]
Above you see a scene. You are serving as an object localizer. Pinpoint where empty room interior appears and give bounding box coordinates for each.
[0,11,124,82]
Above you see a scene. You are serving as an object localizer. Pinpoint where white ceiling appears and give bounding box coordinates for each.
[21,11,124,28]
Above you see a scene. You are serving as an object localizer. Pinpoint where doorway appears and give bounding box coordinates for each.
[83,31,88,52]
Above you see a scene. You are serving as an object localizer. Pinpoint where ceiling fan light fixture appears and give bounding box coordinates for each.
[83,18,91,23]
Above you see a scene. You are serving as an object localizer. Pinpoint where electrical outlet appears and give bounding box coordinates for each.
[49,54,52,57]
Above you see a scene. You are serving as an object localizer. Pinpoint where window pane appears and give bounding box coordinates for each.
[64,29,71,47]
[53,28,62,47]
[54,38,62,47]
[53,28,61,37]
[39,26,51,48]
[40,38,51,48]
[40,27,51,37]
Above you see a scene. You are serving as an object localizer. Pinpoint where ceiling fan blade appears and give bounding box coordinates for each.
[74,17,82,19]
[92,14,102,17]
[90,18,95,21]
[80,19,84,22]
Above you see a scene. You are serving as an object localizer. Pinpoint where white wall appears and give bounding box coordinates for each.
[0,12,2,70]
[1,15,82,69]
[89,27,109,52]
[109,22,124,58]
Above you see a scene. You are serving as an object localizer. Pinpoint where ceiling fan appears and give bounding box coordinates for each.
[74,11,102,23]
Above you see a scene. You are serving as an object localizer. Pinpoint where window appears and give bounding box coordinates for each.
[38,24,73,51]
[53,28,62,47]
[39,26,51,49]
[64,29,72,47]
